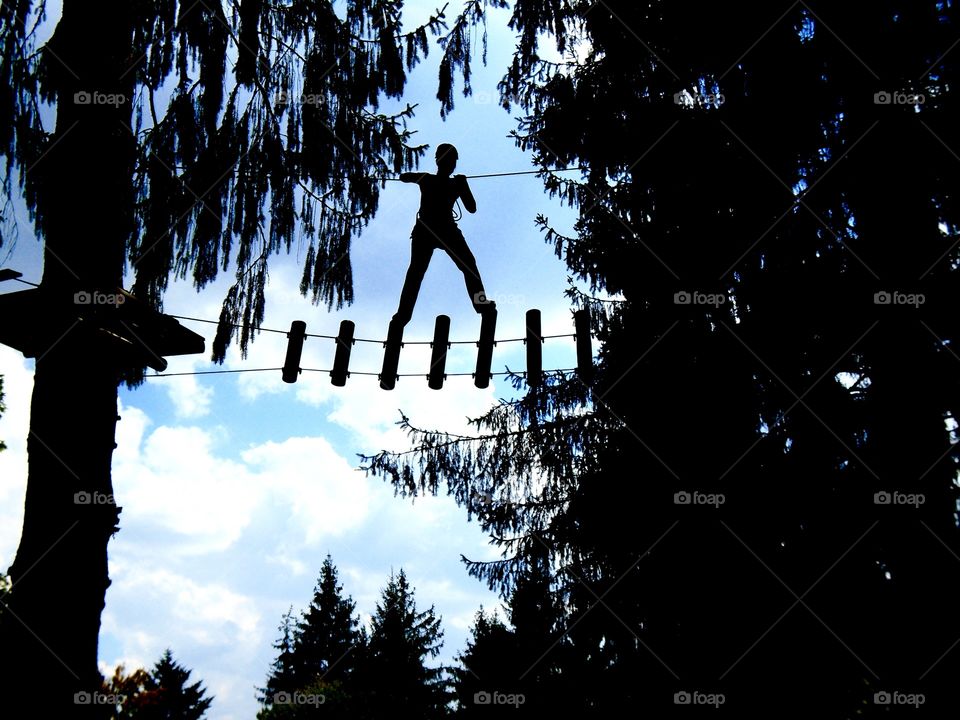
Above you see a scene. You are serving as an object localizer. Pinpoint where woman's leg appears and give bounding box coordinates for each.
[441,227,491,313]
[393,226,434,325]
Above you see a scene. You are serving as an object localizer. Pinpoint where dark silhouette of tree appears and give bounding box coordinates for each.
[259,560,450,718]
[357,569,451,718]
[100,650,211,718]
[145,649,213,720]
[453,607,514,715]
[258,556,365,719]
[260,607,301,710]
[0,572,9,624]
[0,382,10,615]
[0,382,6,623]
[501,546,572,716]
[0,375,6,451]
[294,555,364,689]
[364,1,960,716]
[453,550,568,717]
[0,0,498,712]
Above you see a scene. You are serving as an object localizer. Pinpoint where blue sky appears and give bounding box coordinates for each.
[0,3,586,717]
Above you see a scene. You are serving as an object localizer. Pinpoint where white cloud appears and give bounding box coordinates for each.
[229,330,290,402]
[265,550,309,578]
[326,373,495,452]
[102,561,264,720]
[113,414,376,554]
[242,436,372,544]
[114,425,259,553]
[114,402,150,464]
[0,348,32,570]
[164,370,215,419]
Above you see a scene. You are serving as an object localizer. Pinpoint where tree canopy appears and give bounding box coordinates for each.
[0,0,504,361]
[361,568,450,717]
[258,555,365,718]
[260,558,450,719]
[101,649,213,719]
[364,0,960,715]
[0,375,6,451]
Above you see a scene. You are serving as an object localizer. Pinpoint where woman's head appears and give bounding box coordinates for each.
[435,143,458,174]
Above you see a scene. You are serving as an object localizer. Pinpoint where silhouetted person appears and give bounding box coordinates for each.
[392,144,494,326]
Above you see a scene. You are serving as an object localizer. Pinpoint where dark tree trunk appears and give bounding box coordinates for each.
[0,2,135,714]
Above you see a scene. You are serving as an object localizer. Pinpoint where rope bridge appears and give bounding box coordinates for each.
[155,309,594,391]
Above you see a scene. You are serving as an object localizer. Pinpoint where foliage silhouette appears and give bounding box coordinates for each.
[260,560,450,719]
[356,568,452,718]
[101,649,212,719]
[364,1,960,716]
[0,376,6,451]
[259,555,365,719]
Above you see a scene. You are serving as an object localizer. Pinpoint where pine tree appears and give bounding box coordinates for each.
[295,555,363,688]
[364,1,960,716]
[0,382,6,623]
[453,607,514,715]
[359,569,450,719]
[100,650,212,719]
[453,553,577,717]
[503,548,571,715]
[0,379,5,623]
[0,375,6,451]
[259,607,301,708]
[260,562,450,718]
[258,556,365,719]
[145,649,213,719]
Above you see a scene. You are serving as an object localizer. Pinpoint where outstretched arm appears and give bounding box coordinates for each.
[456,174,477,213]
[399,172,428,183]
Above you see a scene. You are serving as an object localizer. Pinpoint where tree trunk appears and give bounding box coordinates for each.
[0,2,135,715]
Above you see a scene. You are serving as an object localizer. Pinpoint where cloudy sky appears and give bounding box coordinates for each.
[0,2,586,717]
